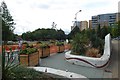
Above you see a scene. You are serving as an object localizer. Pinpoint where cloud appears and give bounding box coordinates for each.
[30,2,50,9]
[118,1,120,12]
[2,0,120,35]
[36,4,50,9]
[83,1,108,9]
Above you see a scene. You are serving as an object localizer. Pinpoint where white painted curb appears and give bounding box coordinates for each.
[65,34,111,68]
[29,67,89,79]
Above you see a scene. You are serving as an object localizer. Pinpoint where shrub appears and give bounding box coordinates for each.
[19,48,38,54]
[22,42,29,48]
[71,33,89,55]
[5,66,59,79]
[86,48,101,57]
[90,34,104,55]
[29,44,33,48]
[7,42,13,45]
[40,43,50,48]
[56,42,64,46]
[36,41,42,44]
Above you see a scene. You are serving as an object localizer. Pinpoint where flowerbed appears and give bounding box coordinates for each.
[19,48,39,66]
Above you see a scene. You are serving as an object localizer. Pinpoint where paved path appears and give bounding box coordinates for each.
[40,52,106,78]
[105,40,119,78]
[40,40,119,78]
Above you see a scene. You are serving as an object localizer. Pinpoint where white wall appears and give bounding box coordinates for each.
[65,34,111,68]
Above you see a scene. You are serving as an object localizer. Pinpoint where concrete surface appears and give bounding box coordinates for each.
[40,40,119,78]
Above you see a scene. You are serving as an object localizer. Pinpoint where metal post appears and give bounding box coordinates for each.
[75,10,82,27]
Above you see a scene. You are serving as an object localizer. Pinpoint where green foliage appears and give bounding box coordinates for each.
[5,66,42,79]
[36,41,42,44]
[7,42,13,45]
[56,29,66,40]
[2,48,19,79]
[21,28,66,41]
[68,26,80,39]
[5,66,62,79]
[1,1,16,79]
[71,27,104,56]
[21,31,33,41]
[1,1,15,41]
[40,44,50,48]
[72,33,89,55]
[100,26,109,39]
[19,48,37,54]
[90,34,104,50]
[96,25,101,37]
[56,41,64,46]
[110,21,120,37]
[118,21,120,36]
[22,42,29,48]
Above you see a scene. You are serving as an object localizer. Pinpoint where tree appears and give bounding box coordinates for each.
[56,29,66,40]
[72,33,89,55]
[1,1,15,43]
[96,24,101,38]
[68,26,80,39]
[1,1,15,79]
[115,21,120,37]
[100,26,108,39]
[21,28,66,41]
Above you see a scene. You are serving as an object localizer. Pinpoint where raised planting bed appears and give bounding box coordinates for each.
[50,45,58,54]
[19,48,39,66]
[57,45,64,53]
[38,43,50,58]
[56,42,65,53]
[64,44,71,51]
[65,34,111,68]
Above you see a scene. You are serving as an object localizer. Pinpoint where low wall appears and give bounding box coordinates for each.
[30,67,88,79]
[65,34,111,68]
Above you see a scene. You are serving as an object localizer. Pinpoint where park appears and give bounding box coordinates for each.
[0,1,119,79]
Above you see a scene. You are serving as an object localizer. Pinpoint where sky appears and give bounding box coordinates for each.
[0,0,120,35]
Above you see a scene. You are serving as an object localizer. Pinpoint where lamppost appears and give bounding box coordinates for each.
[74,10,82,27]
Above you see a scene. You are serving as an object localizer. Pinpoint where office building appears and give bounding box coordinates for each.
[92,13,117,29]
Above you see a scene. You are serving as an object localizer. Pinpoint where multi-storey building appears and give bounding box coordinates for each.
[71,21,88,31]
[92,13,118,29]
[80,21,88,31]
[71,21,80,31]
[89,20,92,29]
[92,16,98,29]
[116,13,120,22]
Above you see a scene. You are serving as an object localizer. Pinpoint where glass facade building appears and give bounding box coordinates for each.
[92,13,117,29]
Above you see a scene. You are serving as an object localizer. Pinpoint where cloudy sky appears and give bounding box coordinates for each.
[1,0,120,35]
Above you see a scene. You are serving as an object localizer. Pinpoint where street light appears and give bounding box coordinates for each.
[74,10,82,27]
